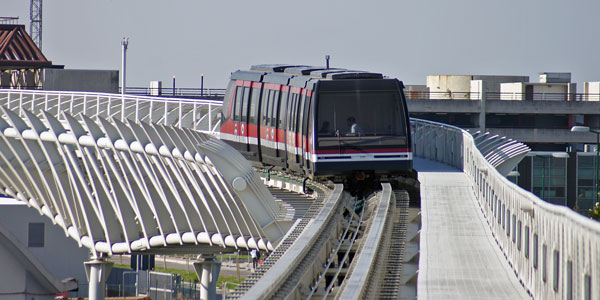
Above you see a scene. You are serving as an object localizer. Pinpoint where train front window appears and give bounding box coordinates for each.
[317,91,406,148]
[318,91,405,136]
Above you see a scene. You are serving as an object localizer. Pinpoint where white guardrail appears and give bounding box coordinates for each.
[0,89,222,134]
[412,118,600,300]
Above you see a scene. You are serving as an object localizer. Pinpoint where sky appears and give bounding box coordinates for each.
[4,0,600,90]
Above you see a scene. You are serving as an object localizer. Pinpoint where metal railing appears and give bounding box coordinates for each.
[123,87,226,100]
[0,89,222,133]
[0,17,19,24]
[412,118,600,300]
[405,90,600,102]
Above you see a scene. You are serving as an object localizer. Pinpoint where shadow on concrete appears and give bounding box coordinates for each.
[414,158,461,173]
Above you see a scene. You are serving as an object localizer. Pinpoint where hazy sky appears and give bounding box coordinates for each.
[4,0,600,90]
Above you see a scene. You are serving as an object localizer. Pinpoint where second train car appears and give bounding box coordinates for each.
[220,64,416,194]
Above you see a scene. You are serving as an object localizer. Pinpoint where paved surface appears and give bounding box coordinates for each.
[415,158,531,299]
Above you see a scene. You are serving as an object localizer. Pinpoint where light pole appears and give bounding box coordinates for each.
[121,38,128,95]
[571,125,600,205]
[172,75,176,97]
[201,73,204,97]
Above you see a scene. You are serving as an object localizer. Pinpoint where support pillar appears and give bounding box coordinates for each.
[193,254,221,300]
[84,256,113,300]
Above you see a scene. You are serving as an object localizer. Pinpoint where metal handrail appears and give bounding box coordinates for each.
[405,90,600,102]
[0,89,222,133]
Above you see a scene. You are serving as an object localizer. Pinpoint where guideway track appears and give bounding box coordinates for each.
[232,181,419,299]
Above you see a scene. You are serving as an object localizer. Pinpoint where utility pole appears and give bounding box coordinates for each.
[121,38,128,95]
[30,0,42,49]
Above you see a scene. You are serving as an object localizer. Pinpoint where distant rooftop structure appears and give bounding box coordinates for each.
[0,24,51,70]
[0,17,19,25]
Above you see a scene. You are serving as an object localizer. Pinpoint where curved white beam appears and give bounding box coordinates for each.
[0,107,285,254]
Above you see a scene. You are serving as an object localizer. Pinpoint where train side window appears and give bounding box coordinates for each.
[279,91,288,130]
[233,86,243,121]
[223,80,235,119]
[261,89,270,125]
[250,87,261,124]
[303,94,312,136]
[290,94,299,131]
[241,87,250,122]
[271,91,280,126]
[297,93,306,134]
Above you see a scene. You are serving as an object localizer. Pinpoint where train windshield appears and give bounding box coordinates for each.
[317,91,407,148]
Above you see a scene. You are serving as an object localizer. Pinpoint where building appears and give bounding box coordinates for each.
[407,72,600,211]
[0,199,90,300]
[0,23,118,93]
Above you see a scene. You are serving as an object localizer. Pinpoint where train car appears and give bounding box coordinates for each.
[220,64,415,194]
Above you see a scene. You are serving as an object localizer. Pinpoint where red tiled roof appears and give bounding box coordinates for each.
[0,24,51,69]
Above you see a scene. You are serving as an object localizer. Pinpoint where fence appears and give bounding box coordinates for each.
[0,89,222,133]
[124,87,226,100]
[412,118,600,300]
[405,90,600,102]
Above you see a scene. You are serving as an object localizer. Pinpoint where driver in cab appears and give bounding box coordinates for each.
[345,116,363,136]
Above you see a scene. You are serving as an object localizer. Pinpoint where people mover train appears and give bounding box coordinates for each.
[220,64,417,195]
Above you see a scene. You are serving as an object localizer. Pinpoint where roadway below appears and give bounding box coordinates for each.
[415,158,531,299]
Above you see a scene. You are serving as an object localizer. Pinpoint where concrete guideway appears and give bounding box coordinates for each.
[415,158,530,299]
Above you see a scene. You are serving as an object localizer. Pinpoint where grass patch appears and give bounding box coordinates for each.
[111,262,247,288]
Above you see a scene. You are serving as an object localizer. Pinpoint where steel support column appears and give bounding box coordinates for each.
[194,254,222,300]
[84,256,113,300]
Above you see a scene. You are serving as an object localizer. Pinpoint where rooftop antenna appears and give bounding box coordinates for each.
[30,0,42,49]
[325,55,330,69]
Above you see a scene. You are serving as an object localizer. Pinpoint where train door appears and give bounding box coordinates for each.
[240,84,251,153]
[248,82,262,157]
[270,89,280,159]
[295,91,306,166]
[301,91,313,172]
[277,87,289,165]
[231,84,244,151]
[260,85,277,162]
[286,89,300,168]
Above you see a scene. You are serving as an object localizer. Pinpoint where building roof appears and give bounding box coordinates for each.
[0,24,51,70]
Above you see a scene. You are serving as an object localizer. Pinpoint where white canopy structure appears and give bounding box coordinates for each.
[0,106,290,258]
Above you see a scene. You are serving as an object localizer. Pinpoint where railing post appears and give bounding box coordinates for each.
[150,101,154,123]
[57,95,61,117]
[19,91,23,116]
[479,89,486,132]
[96,95,100,120]
[122,96,126,122]
[84,95,88,116]
[193,103,197,131]
[164,101,168,126]
[107,96,111,119]
[135,98,139,123]
[208,103,213,132]
[179,101,182,129]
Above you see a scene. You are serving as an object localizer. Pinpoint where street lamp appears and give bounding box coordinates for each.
[172,75,176,97]
[571,125,600,205]
[121,38,129,95]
